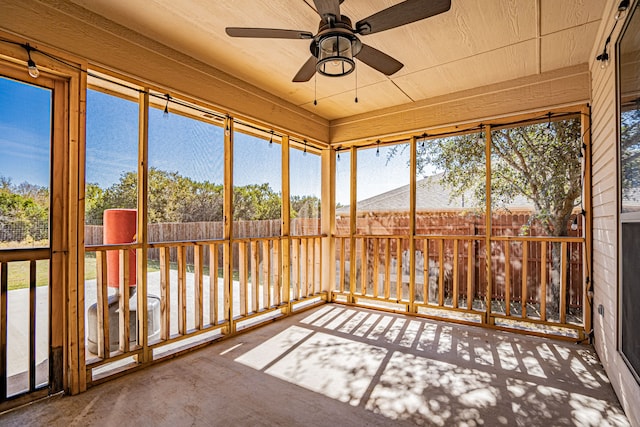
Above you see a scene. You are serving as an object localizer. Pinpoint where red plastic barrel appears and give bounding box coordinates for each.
[103,209,137,288]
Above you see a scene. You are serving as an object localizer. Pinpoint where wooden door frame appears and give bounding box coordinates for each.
[0,37,85,409]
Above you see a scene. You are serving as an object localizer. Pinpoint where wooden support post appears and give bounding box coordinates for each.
[384,238,391,300]
[484,124,492,322]
[223,116,234,332]
[396,238,402,301]
[273,239,281,306]
[438,239,444,307]
[409,136,417,311]
[540,241,547,321]
[339,238,345,294]
[321,148,335,296]
[361,238,368,296]
[223,244,231,323]
[136,90,149,362]
[452,239,459,308]
[307,238,313,297]
[521,241,528,318]
[505,242,511,316]
[177,246,187,335]
[301,238,308,297]
[315,237,322,295]
[291,239,300,300]
[467,240,473,310]
[239,242,248,316]
[160,247,170,339]
[251,241,260,311]
[262,240,271,308]
[280,237,289,306]
[194,245,204,329]
[281,135,290,309]
[349,146,357,303]
[209,243,219,325]
[560,241,568,324]
[581,105,593,335]
[423,239,429,304]
[118,250,130,353]
[96,251,109,359]
[373,238,380,298]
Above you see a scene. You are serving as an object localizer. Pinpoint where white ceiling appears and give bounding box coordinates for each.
[68,0,606,121]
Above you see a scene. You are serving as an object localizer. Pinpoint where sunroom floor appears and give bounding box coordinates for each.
[1,303,630,427]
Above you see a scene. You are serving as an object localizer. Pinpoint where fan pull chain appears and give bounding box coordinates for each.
[354,65,358,103]
[314,74,317,106]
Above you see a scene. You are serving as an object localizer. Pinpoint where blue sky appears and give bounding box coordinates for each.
[0,78,411,203]
[0,76,51,187]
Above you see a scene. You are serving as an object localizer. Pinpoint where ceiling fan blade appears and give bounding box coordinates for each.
[355,0,451,35]
[293,56,317,82]
[356,44,403,76]
[313,0,341,19]
[226,27,313,39]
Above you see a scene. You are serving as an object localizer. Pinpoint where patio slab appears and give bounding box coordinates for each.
[0,303,630,426]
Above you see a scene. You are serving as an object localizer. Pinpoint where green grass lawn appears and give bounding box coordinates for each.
[6,255,230,291]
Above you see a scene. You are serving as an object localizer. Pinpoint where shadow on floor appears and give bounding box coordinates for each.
[0,304,630,427]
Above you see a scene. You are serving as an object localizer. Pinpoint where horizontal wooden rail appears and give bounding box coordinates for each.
[0,248,50,262]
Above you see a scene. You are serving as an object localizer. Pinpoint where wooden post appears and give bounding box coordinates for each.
[273,239,281,306]
[467,239,473,310]
[262,240,271,308]
[321,148,335,296]
[581,105,593,336]
[223,116,234,332]
[452,239,459,308]
[281,136,291,309]
[136,90,149,362]
[209,243,219,325]
[409,136,417,311]
[194,245,204,329]
[484,124,492,322]
[301,238,308,297]
[373,238,380,298]
[239,242,248,316]
[291,239,300,300]
[438,239,444,306]
[505,242,511,316]
[560,241,568,324]
[361,238,368,296]
[96,251,109,359]
[160,247,170,338]
[177,246,187,335]
[349,146,357,303]
[521,241,528,318]
[384,238,391,299]
[396,238,402,301]
[540,241,547,321]
[251,240,260,311]
[118,250,130,353]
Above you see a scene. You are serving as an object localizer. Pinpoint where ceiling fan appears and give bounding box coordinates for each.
[226,0,451,82]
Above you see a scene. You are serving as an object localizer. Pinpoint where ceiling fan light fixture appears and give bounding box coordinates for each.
[316,34,357,77]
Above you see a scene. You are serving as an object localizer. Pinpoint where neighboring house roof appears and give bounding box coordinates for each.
[337,174,533,215]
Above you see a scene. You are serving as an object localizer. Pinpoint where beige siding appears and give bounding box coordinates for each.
[590,1,640,425]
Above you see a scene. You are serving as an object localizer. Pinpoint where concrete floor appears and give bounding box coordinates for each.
[1,304,631,427]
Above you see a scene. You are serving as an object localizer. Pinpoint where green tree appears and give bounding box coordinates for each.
[291,195,320,219]
[233,183,281,220]
[0,178,49,242]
